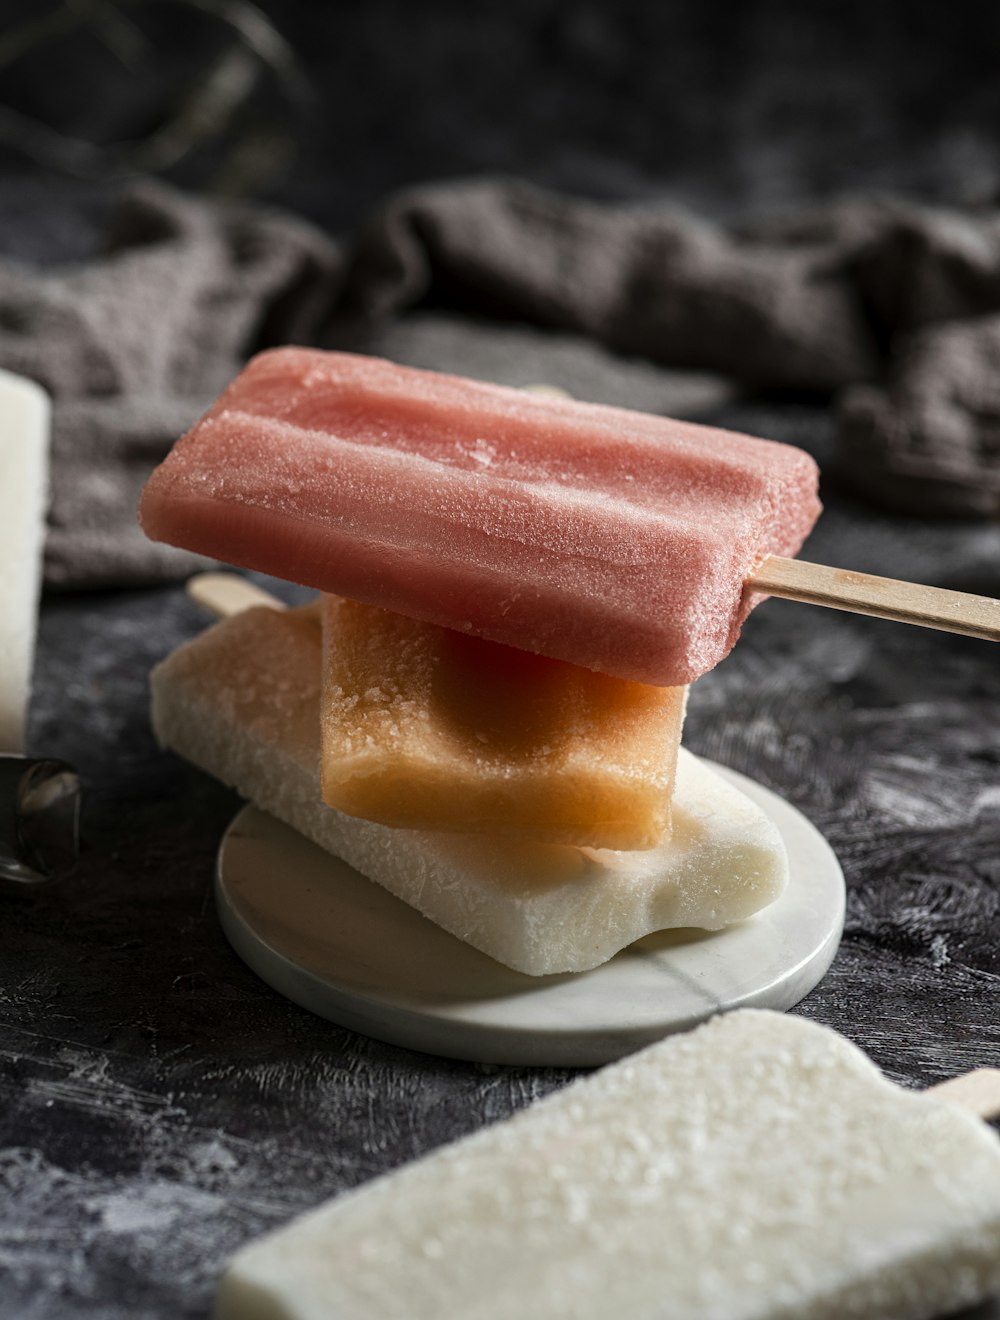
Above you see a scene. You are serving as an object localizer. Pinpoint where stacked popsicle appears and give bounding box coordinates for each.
[141,348,823,972]
[151,601,787,974]
[140,348,821,686]
[317,594,689,849]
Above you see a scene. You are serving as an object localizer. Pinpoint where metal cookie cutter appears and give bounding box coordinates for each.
[0,756,81,885]
[0,370,81,885]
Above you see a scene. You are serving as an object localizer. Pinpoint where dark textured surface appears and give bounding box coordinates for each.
[2,323,999,1315]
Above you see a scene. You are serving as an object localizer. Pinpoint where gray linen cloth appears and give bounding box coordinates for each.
[342,181,1000,517]
[2,177,999,588]
[0,181,340,586]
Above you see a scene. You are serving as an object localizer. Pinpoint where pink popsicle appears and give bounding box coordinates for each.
[140,349,820,685]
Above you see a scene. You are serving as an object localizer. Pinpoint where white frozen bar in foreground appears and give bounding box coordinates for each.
[215,1009,1000,1320]
[150,605,787,975]
[0,371,50,753]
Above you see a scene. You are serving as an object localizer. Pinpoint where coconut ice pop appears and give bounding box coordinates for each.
[215,1008,1000,1320]
[319,594,687,849]
[139,348,821,685]
[150,602,786,974]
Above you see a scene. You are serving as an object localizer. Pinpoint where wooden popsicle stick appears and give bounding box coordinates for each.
[186,572,287,620]
[929,1069,1000,1121]
[750,557,1000,644]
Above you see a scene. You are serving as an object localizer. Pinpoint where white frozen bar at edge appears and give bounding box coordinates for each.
[0,370,51,753]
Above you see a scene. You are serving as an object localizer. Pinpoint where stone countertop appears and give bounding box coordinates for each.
[2,343,1000,1316]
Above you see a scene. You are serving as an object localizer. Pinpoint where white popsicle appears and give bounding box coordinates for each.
[0,371,50,753]
[215,1009,1000,1320]
[150,604,788,975]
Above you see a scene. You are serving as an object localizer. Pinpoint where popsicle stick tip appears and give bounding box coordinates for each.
[750,556,1000,644]
[186,573,285,620]
[928,1069,1000,1121]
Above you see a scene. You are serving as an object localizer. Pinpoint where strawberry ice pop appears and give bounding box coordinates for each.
[139,349,821,685]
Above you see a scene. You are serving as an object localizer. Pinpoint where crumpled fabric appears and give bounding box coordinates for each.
[3,177,999,588]
[342,181,1000,517]
[0,180,340,586]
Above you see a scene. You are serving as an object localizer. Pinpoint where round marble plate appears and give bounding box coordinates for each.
[215,763,845,1067]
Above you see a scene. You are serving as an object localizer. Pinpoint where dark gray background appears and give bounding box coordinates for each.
[3,0,1000,228]
[1,3,999,1316]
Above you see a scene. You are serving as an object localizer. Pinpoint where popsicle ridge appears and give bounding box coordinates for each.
[140,348,821,684]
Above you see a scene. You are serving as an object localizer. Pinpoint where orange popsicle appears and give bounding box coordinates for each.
[319,596,687,850]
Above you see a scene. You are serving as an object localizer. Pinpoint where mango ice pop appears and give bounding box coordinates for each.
[319,595,687,849]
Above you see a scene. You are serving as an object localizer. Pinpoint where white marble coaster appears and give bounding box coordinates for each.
[215,762,845,1067]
